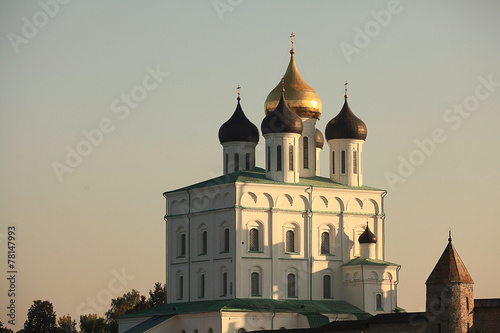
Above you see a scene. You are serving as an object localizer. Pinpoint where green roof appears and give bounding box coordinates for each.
[123,315,174,333]
[342,257,400,267]
[120,298,371,321]
[165,167,384,194]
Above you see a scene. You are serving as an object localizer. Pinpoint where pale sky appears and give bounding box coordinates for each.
[1,0,499,330]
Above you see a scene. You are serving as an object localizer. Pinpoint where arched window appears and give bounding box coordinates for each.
[208,329,214,333]
[332,151,335,174]
[201,230,207,255]
[353,150,357,174]
[178,275,184,299]
[251,272,260,296]
[341,150,346,174]
[223,228,230,252]
[199,274,205,298]
[245,153,250,170]
[320,232,330,254]
[376,293,383,310]
[249,228,259,251]
[303,137,309,169]
[193,330,198,333]
[287,273,296,297]
[180,233,186,257]
[323,275,332,298]
[221,272,227,296]
[225,153,228,174]
[289,145,294,171]
[267,146,271,171]
[286,230,295,253]
[234,153,239,171]
[277,145,282,171]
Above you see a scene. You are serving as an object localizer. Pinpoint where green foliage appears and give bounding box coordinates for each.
[147,282,166,308]
[104,282,166,333]
[79,314,107,333]
[24,300,58,333]
[57,315,77,333]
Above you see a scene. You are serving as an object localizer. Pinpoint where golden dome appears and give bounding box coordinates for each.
[264,50,322,119]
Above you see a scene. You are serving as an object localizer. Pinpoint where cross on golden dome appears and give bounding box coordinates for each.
[290,32,295,54]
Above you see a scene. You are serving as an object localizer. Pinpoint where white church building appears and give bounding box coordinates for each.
[118,37,401,333]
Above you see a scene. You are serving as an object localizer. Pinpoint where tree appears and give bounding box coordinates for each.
[0,318,14,333]
[24,300,58,333]
[79,314,107,333]
[57,315,77,333]
[147,282,166,308]
[105,290,144,333]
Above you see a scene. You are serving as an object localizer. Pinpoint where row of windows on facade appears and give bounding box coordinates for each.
[176,228,333,257]
[176,271,335,300]
[332,150,359,175]
[224,153,254,174]
[265,137,312,172]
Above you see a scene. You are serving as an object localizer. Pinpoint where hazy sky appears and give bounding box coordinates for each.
[1,0,499,330]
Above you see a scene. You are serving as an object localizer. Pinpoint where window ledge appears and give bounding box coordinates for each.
[284,252,300,255]
[248,250,264,253]
[219,250,230,254]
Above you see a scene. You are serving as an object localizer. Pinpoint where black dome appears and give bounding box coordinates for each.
[359,224,377,244]
[315,129,324,149]
[218,100,259,144]
[261,92,303,135]
[325,98,367,141]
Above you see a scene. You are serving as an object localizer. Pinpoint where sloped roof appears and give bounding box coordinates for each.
[123,315,174,333]
[426,240,473,284]
[342,257,400,267]
[164,167,384,194]
[120,298,371,322]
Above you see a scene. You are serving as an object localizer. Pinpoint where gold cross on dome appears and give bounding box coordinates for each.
[290,32,295,50]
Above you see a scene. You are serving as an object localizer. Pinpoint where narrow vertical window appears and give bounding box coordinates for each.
[353,150,357,174]
[466,297,469,310]
[234,153,239,171]
[376,294,382,310]
[201,231,207,255]
[225,153,228,174]
[289,146,294,171]
[249,228,259,251]
[251,272,260,296]
[223,228,230,252]
[221,272,227,296]
[287,273,296,297]
[245,153,250,170]
[286,230,295,253]
[180,234,186,257]
[323,275,332,298]
[200,274,205,298]
[277,145,282,171]
[267,146,271,171]
[341,150,346,174]
[178,276,183,299]
[320,232,330,254]
[332,151,335,174]
[303,137,309,169]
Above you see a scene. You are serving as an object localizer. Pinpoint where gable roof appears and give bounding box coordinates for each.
[342,257,400,267]
[426,239,473,284]
[164,167,384,194]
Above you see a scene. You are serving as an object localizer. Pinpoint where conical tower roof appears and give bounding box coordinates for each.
[264,37,322,119]
[426,237,473,284]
